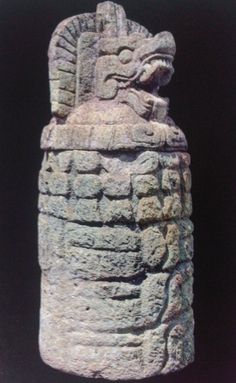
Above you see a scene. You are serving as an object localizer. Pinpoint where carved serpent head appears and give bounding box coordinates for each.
[95,31,176,99]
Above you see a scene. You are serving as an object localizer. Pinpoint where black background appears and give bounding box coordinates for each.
[0,0,235,382]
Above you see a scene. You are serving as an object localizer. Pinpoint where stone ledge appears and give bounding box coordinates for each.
[41,122,187,151]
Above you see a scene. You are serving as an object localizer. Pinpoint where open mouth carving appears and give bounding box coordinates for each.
[137,53,174,90]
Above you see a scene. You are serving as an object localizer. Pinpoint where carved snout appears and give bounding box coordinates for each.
[135,31,176,88]
[136,31,176,62]
[153,31,176,57]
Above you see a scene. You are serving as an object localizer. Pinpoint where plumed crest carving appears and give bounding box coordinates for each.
[48,13,96,118]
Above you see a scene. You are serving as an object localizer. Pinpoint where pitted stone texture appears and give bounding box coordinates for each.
[39,150,192,224]
[39,1,194,380]
[39,149,194,379]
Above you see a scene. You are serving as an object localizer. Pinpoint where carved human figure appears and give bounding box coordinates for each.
[38,1,194,379]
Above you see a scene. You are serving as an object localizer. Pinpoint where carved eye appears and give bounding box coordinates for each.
[119,49,133,64]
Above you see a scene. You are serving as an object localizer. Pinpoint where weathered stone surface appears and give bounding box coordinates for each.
[65,222,141,251]
[73,151,100,173]
[100,197,134,223]
[137,196,163,223]
[39,171,70,195]
[102,174,131,197]
[73,198,102,223]
[162,193,182,219]
[66,247,143,280]
[132,174,160,196]
[41,122,187,151]
[162,169,181,191]
[73,174,102,197]
[38,1,194,380]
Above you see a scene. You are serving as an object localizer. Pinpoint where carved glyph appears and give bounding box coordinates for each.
[39,1,194,380]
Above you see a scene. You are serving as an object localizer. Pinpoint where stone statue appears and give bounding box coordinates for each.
[38,1,194,379]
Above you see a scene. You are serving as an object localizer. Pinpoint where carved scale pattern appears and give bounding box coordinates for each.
[38,149,194,379]
[39,1,194,380]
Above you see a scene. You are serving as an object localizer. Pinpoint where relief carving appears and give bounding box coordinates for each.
[39,2,194,380]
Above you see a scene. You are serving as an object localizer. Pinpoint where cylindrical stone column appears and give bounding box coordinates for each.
[38,1,194,380]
